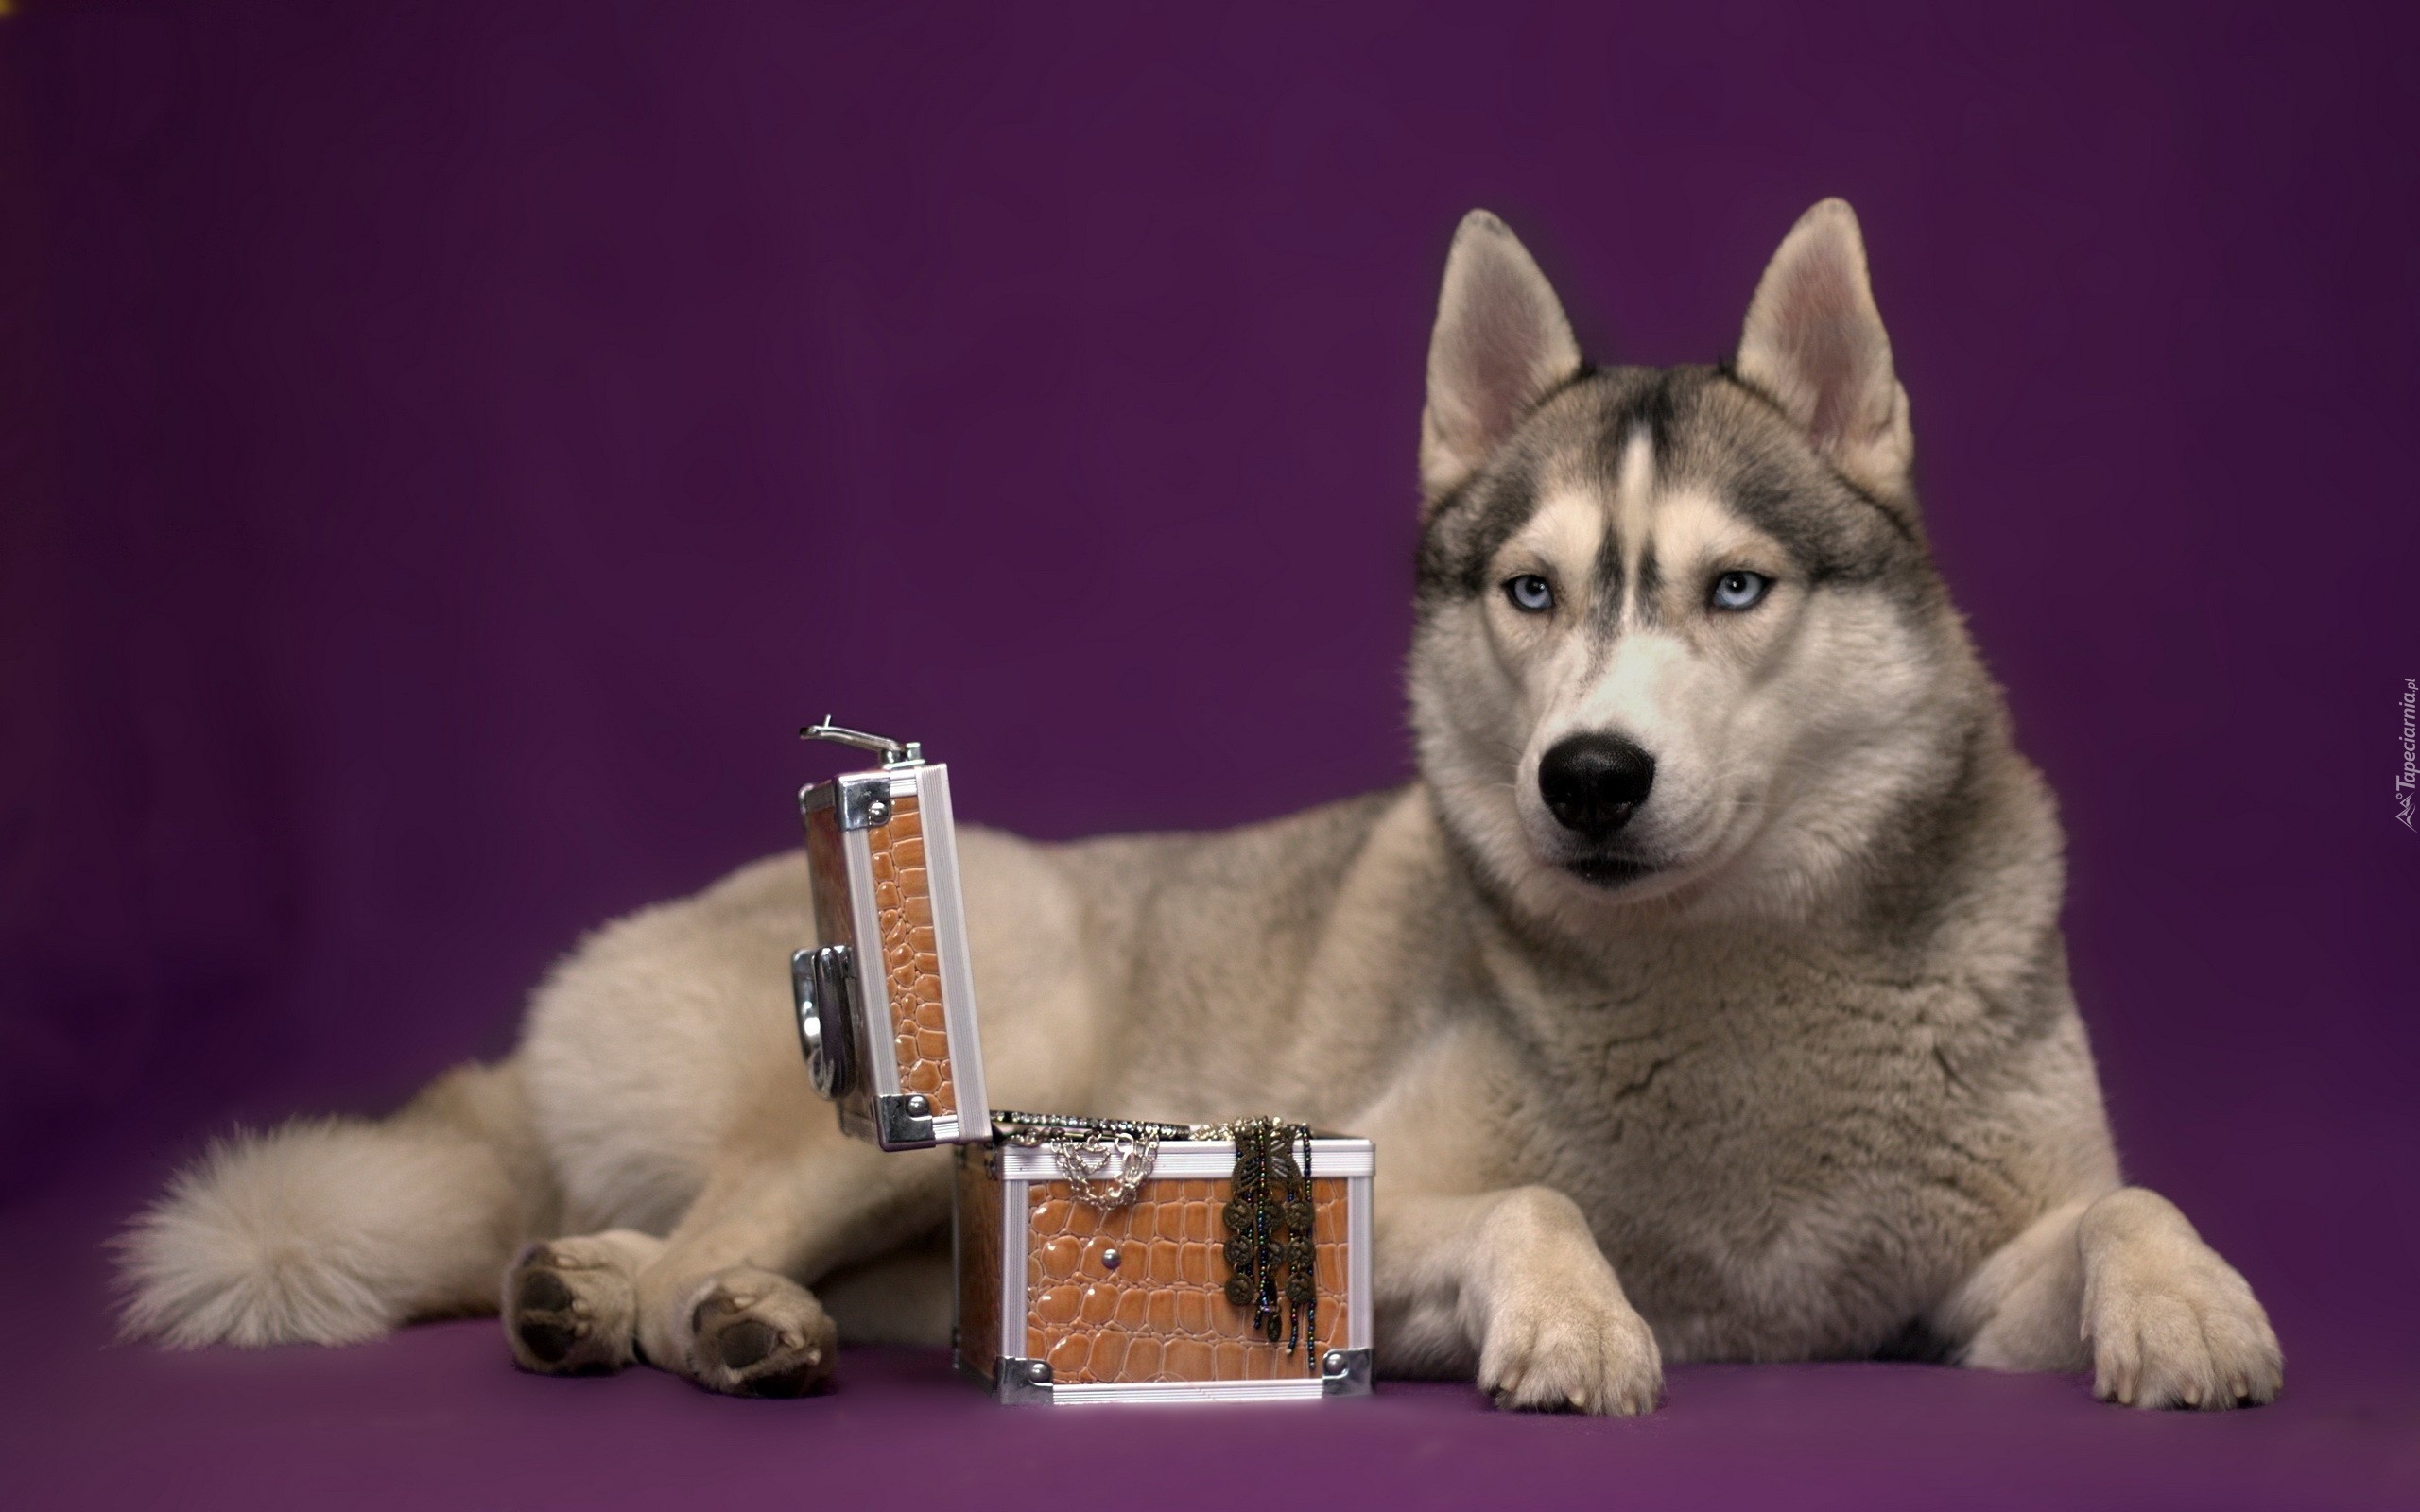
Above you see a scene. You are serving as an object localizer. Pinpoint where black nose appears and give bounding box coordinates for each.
[1539,734,1656,837]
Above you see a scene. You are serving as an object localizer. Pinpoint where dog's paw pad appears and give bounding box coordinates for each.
[503,1242,637,1376]
[686,1269,837,1399]
[515,1316,580,1365]
[513,1266,573,1313]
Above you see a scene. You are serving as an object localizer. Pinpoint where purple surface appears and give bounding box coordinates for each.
[4,2,2416,1507]
[5,1165,2415,1511]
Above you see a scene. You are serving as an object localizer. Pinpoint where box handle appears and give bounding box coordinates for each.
[800,717,924,768]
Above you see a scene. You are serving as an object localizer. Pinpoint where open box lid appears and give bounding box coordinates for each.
[792,720,992,1151]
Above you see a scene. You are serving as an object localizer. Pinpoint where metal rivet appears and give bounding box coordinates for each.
[905,1094,929,1116]
[1323,1350,1345,1373]
[1025,1360,1049,1383]
[1099,1247,1120,1272]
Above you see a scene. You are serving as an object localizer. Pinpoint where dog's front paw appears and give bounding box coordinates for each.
[2083,1199,2281,1410]
[504,1239,639,1375]
[683,1267,838,1398]
[1478,1279,1664,1416]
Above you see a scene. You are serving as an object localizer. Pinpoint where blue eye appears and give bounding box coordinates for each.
[1709,571,1772,611]
[1503,575,1555,613]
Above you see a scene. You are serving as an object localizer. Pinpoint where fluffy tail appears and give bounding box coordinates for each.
[116,1059,557,1348]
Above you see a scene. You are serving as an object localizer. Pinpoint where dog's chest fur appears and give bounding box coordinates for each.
[1488,934,2042,1360]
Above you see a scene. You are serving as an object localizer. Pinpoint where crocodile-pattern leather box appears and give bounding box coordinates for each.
[793,736,990,1151]
[953,1134,1375,1405]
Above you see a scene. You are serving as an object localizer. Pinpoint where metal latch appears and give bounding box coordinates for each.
[791,944,858,1098]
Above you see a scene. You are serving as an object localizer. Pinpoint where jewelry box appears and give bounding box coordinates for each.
[955,1115,1374,1405]
[791,720,1376,1404]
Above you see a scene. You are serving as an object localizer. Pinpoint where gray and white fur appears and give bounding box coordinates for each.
[118,200,2280,1413]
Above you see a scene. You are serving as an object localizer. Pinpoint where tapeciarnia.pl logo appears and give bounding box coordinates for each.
[2399,678,2417,831]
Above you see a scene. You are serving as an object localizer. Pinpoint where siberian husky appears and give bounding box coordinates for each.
[120,200,2281,1413]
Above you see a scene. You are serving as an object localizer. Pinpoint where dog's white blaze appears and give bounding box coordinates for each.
[1612,429,1656,630]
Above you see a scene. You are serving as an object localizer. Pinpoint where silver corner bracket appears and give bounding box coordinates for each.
[875,1093,935,1147]
[995,1357,1054,1405]
[1322,1347,1374,1398]
[837,774,897,830]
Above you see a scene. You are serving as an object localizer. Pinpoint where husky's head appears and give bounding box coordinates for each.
[1410,201,1985,931]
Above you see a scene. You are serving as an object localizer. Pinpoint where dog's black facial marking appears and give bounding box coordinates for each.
[1416,387,1599,613]
[1417,462,1545,607]
[1580,368,1678,460]
[1717,461,1861,579]
[1628,367,1687,464]
[1586,366,1705,484]
[1587,514,1628,637]
[1631,544,1663,627]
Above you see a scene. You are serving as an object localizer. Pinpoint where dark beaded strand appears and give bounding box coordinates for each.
[1289,1125,1316,1357]
[1215,1116,1318,1367]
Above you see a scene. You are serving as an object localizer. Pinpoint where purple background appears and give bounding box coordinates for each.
[4,2,2414,1506]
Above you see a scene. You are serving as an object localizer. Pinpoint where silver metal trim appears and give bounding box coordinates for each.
[1046,1379,1330,1405]
[1348,1169,1374,1350]
[1321,1346,1374,1398]
[994,1357,1054,1405]
[914,765,991,1141]
[838,773,895,831]
[994,1136,1374,1183]
[998,1174,1028,1378]
[875,1093,935,1147]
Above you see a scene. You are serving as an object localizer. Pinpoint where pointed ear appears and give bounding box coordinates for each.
[1420,211,1583,504]
[1734,199,1913,498]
